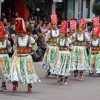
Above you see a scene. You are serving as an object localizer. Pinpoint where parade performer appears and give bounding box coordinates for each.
[71,18,90,80]
[10,18,41,93]
[89,16,100,75]
[69,20,76,54]
[0,22,11,91]
[50,20,71,84]
[89,27,100,75]
[42,14,60,77]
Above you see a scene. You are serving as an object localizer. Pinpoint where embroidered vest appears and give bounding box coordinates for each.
[0,40,8,54]
[58,38,69,51]
[16,36,32,54]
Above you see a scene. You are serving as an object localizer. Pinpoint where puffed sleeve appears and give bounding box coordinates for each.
[72,33,76,43]
[12,36,17,51]
[30,37,38,50]
[7,40,12,52]
[85,33,90,44]
[67,38,73,50]
[85,33,90,41]
[67,38,71,45]
[45,31,51,42]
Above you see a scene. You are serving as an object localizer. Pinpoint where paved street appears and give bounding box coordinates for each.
[0,62,100,100]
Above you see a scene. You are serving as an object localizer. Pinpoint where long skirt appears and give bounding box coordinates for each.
[42,45,59,69]
[71,46,90,71]
[50,51,71,76]
[90,54,100,74]
[0,54,10,82]
[10,52,41,84]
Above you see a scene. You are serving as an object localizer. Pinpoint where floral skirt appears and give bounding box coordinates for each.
[0,54,10,82]
[50,51,71,76]
[89,54,100,74]
[10,52,41,84]
[71,46,90,71]
[42,46,59,69]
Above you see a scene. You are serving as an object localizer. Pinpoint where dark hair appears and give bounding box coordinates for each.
[42,23,46,26]
[1,18,6,22]
[34,24,38,28]
[4,22,9,26]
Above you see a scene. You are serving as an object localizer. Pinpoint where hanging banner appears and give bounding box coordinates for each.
[53,0,62,2]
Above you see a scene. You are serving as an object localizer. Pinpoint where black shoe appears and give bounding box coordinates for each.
[98,73,100,76]
[47,72,51,76]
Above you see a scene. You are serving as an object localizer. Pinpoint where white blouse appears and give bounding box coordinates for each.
[45,29,60,42]
[57,38,71,47]
[91,39,100,46]
[72,33,90,42]
[0,40,11,52]
[16,35,37,50]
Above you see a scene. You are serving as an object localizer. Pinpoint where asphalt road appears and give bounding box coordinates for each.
[0,62,100,100]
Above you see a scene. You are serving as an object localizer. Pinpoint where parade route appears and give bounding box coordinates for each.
[0,62,100,100]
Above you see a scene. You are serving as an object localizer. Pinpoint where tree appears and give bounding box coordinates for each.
[23,0,43,9]
[23,0,53,10]
[40,0,53,16]
[92,0,100,16]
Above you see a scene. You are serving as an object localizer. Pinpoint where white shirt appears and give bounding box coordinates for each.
[91,39,100,46]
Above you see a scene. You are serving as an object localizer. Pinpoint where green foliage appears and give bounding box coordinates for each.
[23,0,53,9]
[23,0,43,9]
[43,0,53,7]
[92,0,100,15]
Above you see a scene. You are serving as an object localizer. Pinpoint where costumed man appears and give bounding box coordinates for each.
[42,13,60,77]
[0,22,11,91]
[71,18,90,80]
[89,27,100,75]
[10,18,41,93]
[50,20,71,84]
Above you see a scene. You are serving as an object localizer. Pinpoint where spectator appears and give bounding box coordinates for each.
[38,21,43,28]
[2,18,7,24]
[32,24,41,35]
[36,34,47,60]
[30,23,35,35]
[25,20,31,34]
[7,9,12,20]
[14,12,19,18]
[41,23,48,34]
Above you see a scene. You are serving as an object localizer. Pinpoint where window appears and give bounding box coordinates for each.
[67,0,75,19]
[86,0,90,18]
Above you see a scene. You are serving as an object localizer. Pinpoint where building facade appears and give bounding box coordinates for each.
[54,0,95,20]
[1,0,28,19]
[0,0,95,20]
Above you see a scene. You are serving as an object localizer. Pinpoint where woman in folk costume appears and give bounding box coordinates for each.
[0,22,11,91]
[89,16,100,75]
[69,20,77,51]
[50,20,71,84]
[10,18,41,93]
[42,13,60,77]
[89,27,100,75]
[71,18,90,80]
